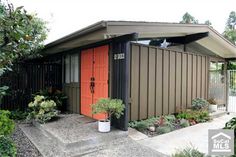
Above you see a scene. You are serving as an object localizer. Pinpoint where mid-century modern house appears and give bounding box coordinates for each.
[1,21,236,130]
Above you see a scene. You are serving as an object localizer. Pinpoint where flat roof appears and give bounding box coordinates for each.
[43,21,236,58]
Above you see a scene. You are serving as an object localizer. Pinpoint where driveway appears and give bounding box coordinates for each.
[130,113,236,156]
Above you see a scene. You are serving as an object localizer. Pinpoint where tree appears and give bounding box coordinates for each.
[180,12,198,24]
[223,11,236,44]
[0,1,47,74]
[0,1,47,101]
[204,20,212,26]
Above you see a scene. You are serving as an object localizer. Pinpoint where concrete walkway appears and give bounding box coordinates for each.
[131,113,236,156]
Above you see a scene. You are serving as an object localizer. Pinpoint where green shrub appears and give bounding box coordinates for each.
[224,117,236,130]
[92,98,125,121]
[129,117,159,132]
[176,110,210,124]
[180,119,190,128]
[0,110,15,136]
[129,120,149,132]
[156,126,172,134]
[172,147,206,157]
[10,109,28,121]
[0,136,17,157]
[192,98,209,110]
[33,87,67,108]
[27,95,60,123]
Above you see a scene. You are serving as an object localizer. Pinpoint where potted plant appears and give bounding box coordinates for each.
[92,98,125,132]
[207,98,218,112]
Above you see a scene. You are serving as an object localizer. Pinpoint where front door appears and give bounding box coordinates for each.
[81,45,109,120]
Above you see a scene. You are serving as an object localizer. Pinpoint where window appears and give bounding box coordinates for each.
[65,55,70,83]
[64,54,79,83]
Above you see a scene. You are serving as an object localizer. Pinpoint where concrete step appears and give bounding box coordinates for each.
[20,123,128,157]
[19,124,64,157]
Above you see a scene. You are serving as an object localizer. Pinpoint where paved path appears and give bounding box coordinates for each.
[132,113,236,156]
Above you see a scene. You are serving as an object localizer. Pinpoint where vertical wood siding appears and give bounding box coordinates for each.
[130,43,209,121]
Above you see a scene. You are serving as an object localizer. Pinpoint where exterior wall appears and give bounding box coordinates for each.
[129,43,210,121]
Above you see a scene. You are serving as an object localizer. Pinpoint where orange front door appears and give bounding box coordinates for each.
[81,45,108,120]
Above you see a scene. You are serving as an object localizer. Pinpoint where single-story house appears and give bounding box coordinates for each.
[2,21,236,130]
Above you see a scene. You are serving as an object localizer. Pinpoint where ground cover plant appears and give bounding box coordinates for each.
[129,98,210,136]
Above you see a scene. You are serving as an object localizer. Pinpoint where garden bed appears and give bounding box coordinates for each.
[129,109,211,137]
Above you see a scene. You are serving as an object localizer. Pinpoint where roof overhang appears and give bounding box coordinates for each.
[43,21,236,58]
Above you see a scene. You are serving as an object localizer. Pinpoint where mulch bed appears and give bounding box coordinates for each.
[11,124,42,157]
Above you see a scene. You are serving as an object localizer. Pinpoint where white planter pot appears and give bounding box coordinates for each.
[209,104,218,112]
[98,120,110,132]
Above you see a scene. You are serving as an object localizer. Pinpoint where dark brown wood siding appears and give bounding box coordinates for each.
[129,43,210,121]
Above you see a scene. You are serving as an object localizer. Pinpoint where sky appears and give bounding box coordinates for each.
[10,0,236,44]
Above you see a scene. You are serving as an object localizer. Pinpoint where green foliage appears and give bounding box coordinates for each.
[33,88,67,108]
[156,125,172,134]
[10,109,28,121]
[228,61,236,70]
[27,95,60,123]
[92,98,125,121]
[180,12,198,24]
[172,147,206,157]
[0,1,48,71]
[192,98,209,110]
[176,110,210,123]
[224,11,236,45]
[180,119,190,128]
[224,117,236,130]
[0,86,8,103]
[129,117,159,132]
[129,120,149,132]
[0,110,15,136]
[0,136,17,157]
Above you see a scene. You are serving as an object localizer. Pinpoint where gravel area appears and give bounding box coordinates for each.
[12,123,42,157]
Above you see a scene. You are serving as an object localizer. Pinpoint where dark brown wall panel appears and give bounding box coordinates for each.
[156,49,163,115]
[197,56,202,98]
[130,45,140,120]
[182,53,187,109]
[129,43,211,121]
[187,54,193,108]
[139,46,148,119]
[176,53,182,112]
[148,48,156,117]
[163,50,169,115]
[169,51,176,113]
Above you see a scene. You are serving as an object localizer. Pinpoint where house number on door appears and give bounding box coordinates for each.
[114,53,125,60]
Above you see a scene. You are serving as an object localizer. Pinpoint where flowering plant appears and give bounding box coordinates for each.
[27,95,59,123]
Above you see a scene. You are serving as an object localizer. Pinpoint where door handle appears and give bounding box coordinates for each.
[90,77,95,94]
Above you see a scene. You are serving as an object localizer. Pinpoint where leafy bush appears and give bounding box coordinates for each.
[0,110,15,136]
[176,109,210,124]
[129,120,149,132]
[92,98,125,121]
[180,119,190,128]
[0,136,17,157]
[156,126,172,134]
[27,95,60,123]
[172,147,206,157]
[192,98,209,110]
[33,88,67,110]
[129,117,159,132]
[224,117,236,130]
[10,109,28,121]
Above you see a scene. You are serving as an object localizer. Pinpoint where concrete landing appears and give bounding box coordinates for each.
[20,114,128,157]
